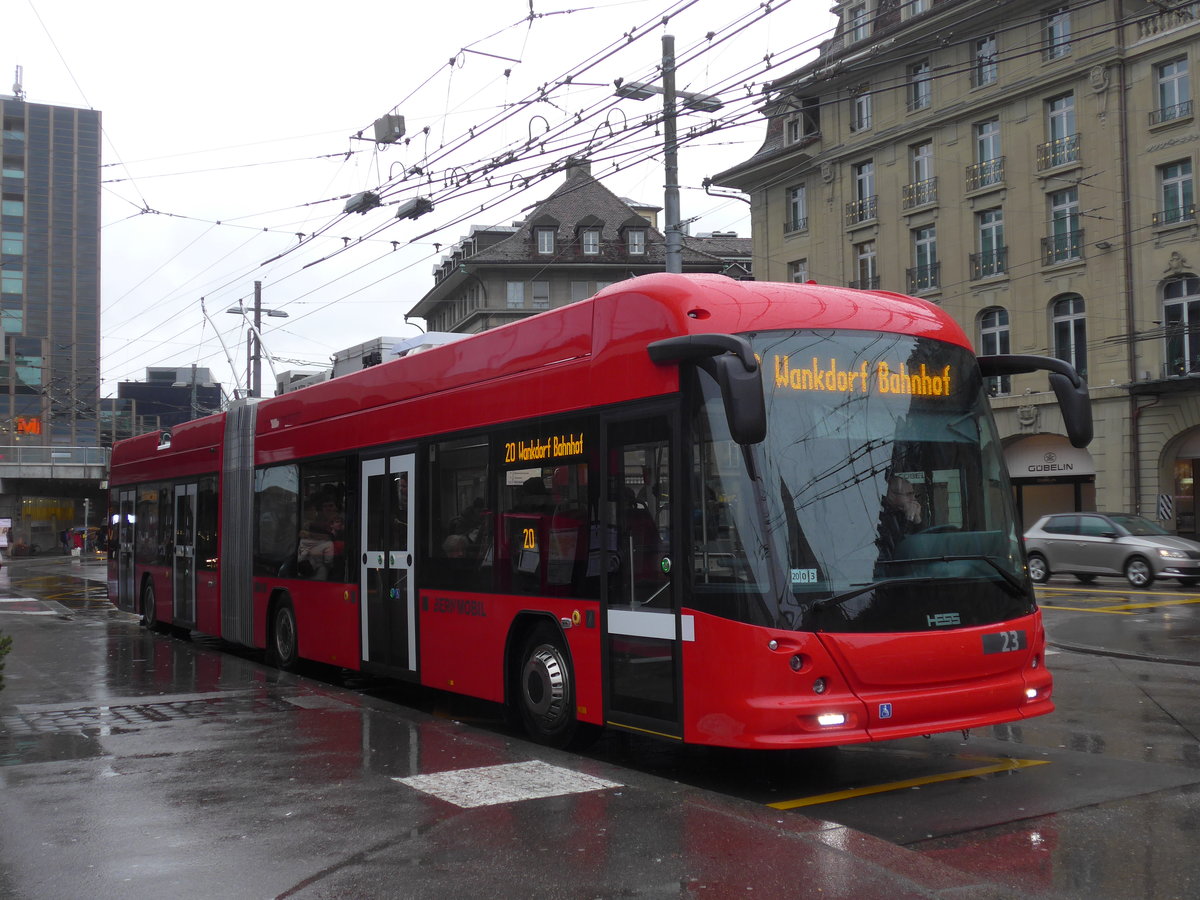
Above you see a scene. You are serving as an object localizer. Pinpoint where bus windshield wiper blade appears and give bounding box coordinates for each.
[875,554,1027,596]
[811,577,936,612]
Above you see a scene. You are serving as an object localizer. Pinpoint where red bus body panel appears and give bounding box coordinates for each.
[681,611,1051,749]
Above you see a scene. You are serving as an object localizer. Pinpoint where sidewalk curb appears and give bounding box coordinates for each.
[1049,640,1200,668]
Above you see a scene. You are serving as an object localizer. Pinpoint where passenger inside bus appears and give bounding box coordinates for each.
[875,475,924,559]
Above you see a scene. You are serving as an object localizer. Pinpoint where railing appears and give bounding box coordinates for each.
[970,247,1008,279]
[1042,229,1085,265]
[1037,133,1081,170]
[849,275,880,290]
[844,196,878,226]
[965,157,1005,192]
[784,216,809,234]
[906,262,940,293]
[1150,100,1194,126]
[1153,204,1197,227]
[0,445,110,481]
[902,177,938,209]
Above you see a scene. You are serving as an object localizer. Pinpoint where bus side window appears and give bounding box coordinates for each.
[429,437,491,590]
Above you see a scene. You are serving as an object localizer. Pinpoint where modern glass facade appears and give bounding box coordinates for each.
[0,96,101,446]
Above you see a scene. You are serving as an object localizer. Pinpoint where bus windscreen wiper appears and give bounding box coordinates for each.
[874,554,1027,596]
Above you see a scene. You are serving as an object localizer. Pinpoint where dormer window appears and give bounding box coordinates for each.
[536,227,555,254]
[582,228,600,255]
[627,229,646,255]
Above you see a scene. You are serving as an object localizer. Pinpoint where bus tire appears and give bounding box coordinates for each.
[141,579,163,632]
[270,598,299,671]
[517,623,580,748]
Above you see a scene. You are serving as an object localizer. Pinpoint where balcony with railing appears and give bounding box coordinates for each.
[849,275,880,290]
[965,157,1004,192]
[1153,204,1197,227]
[902,177,938,210]
[784,216,809,234]
[1042,229,1084,265]
[970,247,1008,280]
[1036,134,1081,170]
[844,196,877,227]
[1150,99,1194,126]
[906,262,940,293]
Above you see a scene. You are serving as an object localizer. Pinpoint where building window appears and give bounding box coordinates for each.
[903,140,936,208]
[1,157,22,179]
[1,269,22,295]
[972,208,1006,279]
[850,88,872,132]
[1039,93,1079,169]
[786,184,807,233]
[908,60,932,111]
[1156,160,1196,226]
[789,259,809,283]
[1,229,22,255]
[853,241,878,289]
[1153,57,1192,125]
[786,117,802,144]
[1044,187,1082,265]
[902,0,929,20]
[570,281,591,302]
[506,281,525,309]
[966,118,1004,190]
[846,160,876,225]
[848,3,870,42]
[979,307,1011,394]
[1045,5,1071,60]
[1165,275,1200,376]
[581,228,600,255]
[1,197,23,217]
[626,229,646,255]
[908,225,938,292]
[973,35,998,87]
[1052,294,1087,379]
[536,228,555,255]
[531,281,550,310]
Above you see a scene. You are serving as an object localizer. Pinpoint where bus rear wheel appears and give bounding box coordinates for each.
[270,599,299,671]
[517,624,580,748]
[141,580,163,632]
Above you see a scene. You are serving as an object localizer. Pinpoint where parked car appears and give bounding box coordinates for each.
[1023,512,1200,588]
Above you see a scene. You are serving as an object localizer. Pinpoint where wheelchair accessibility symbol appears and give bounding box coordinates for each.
[878,703,893,719]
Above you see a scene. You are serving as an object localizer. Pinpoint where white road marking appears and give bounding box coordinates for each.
[394,760,621,808]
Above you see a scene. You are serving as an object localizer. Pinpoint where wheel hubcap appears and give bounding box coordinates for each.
[523,645,567,725]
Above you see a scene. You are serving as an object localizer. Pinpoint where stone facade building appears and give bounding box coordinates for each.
[716,0,1200,532]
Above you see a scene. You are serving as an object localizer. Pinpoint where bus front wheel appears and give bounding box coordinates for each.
[517,624,579,748]
[141,580,163,631]
[270,599,299,671]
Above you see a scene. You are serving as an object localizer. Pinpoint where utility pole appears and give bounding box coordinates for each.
[662,35,682,274]
[227,281,287,399]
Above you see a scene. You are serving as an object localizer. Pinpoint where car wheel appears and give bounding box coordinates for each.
[1074,574,1097,584]
[1027,553,1050,584]
[1125,557,1154,589]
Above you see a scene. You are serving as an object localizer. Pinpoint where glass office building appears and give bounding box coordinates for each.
[1,95,101,446]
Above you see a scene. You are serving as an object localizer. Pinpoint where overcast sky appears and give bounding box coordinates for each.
[5,0,836,399]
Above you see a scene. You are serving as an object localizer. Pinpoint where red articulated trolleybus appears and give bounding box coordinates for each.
[108,273,1092,750]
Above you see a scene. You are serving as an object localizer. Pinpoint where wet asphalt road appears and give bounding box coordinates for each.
[1,556,1200,898]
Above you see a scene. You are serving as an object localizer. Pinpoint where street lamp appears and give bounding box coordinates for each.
[226,280,288,398]
[615,35,723,274]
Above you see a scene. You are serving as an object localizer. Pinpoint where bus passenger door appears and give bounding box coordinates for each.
[116,490,136,612]
[604,417,681,739]
[360,454,416,674]
[173,483,197,625]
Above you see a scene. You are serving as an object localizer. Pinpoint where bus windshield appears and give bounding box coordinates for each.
[690,329,1033,634]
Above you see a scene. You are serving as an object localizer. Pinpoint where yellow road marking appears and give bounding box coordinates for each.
[1041,605,1132,614]
[767,756,1049,809]
[1091,597,1200,612]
